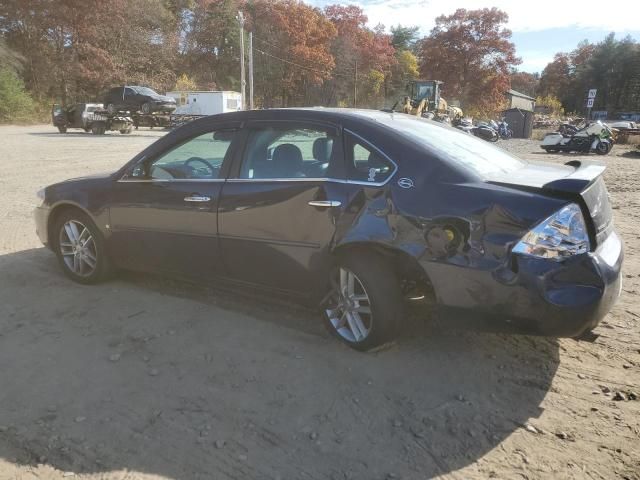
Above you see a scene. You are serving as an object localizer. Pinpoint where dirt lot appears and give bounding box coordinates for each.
[0,124,638,480]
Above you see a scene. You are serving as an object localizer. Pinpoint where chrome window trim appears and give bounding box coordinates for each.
[117,129,398,188]
[117,177,225,183]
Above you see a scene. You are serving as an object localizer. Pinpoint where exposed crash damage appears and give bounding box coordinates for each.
[34,108,622,350]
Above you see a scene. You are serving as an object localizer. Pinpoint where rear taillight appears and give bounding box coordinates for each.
[512,203,590,260]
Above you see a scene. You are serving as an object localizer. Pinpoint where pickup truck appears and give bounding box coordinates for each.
[52,103,133,135]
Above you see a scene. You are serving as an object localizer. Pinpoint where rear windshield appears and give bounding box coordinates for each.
[376,115,526,177]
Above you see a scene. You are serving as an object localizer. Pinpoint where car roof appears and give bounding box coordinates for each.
[204,107,447,132]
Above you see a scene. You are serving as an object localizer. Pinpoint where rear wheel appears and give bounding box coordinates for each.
[323,252,403,351]
[57,126,67,133]
[52,210,112,284]
[141,102,152,114]
[595,141,610,155]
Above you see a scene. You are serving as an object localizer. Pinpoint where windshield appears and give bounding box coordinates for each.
[133,86,159,96]
[377,115,526,177]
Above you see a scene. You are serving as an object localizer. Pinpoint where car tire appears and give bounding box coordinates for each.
[106,103,116,115]
[57,126,67,133]
[52,209,112,285]
[141,102,152,115]
[119,128,131,134]
[322,251,404,351]
[91,123,106,135]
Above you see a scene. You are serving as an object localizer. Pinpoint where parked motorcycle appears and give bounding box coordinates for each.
[541,121,614,155]
[455,118,499,142]
[473,121,499,142]
[497,119,513,139]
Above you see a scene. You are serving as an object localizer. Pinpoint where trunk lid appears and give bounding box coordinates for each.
[485,160,613,246]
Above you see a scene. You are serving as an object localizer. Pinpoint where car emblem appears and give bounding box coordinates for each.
[397,178,414,189]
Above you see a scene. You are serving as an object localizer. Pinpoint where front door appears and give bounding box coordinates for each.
[108,127,239,279]
[218,122,346,297]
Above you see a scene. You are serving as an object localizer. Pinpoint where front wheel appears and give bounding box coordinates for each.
[52,210,112,284]
[141,102,152,114]
[323,252,404,351]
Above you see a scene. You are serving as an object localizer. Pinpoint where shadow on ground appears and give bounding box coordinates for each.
[28,131,165,139]
[0,248,560,479]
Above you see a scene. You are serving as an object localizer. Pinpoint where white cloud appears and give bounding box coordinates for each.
[316,0,640,33]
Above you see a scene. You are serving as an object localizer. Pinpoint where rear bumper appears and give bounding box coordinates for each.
[424,231,623,337]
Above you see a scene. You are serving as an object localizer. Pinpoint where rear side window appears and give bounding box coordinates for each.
[239,126,338,179]
[345,133,395,184]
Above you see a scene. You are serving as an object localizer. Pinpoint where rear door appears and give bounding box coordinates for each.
[218,121,347,296]
[108,124,240,278]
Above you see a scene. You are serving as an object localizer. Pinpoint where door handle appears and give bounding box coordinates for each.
[308,200,341,208]
[184,195,211,202]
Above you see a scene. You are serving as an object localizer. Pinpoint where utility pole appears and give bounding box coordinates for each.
[248,32,254,110]
[238,11,246,110]
[354,60,358,108]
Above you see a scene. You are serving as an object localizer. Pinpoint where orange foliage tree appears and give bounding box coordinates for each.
[418,8,520,118]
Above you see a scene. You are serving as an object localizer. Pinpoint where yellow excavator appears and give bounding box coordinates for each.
[391,80,463,121]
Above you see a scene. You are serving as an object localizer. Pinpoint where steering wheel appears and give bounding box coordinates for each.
[184,157,216,177]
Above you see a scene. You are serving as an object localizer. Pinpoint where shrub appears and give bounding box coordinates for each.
[0,67,36,123]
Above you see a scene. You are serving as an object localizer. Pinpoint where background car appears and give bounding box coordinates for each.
[34,109,623,351]
[103,85,177,115]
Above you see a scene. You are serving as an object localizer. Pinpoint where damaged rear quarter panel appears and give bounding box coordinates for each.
[334,165,568,316]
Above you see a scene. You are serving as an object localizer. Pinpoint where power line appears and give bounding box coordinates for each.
[255,47,351,78]
[252,35,354,78]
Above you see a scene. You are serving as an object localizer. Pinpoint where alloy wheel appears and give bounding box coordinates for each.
[59,220,98,277]
[325,268,372,343]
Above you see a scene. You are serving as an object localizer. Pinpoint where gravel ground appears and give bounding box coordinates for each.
[0,125,638,480]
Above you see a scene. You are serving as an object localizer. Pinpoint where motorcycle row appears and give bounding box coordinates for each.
[453,118,512,142]
[452,116,615,156]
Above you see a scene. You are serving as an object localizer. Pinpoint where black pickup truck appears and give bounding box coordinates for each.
[52,103,133,135]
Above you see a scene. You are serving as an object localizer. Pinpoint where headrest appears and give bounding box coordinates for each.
[272,143,303,176]
[312,137,333,163]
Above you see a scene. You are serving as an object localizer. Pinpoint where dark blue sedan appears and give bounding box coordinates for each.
[34,109,623,351]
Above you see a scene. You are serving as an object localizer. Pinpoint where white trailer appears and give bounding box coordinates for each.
[166,91,242,116]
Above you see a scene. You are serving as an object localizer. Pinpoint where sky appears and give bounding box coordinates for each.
[310,0,640,73]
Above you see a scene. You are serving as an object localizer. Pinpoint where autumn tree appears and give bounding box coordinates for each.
[249,0,336,107]
[323,6,395,107]
[418,8,520,118]
[509,71,539,97]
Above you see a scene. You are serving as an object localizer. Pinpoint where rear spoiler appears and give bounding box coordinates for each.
[543,160,606,194]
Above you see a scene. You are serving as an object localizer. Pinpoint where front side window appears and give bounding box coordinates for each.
[133,130,236,180]
[346,134,395,184]
[240,126,337,179]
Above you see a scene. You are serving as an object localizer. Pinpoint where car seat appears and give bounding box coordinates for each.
[271,143,304,178]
